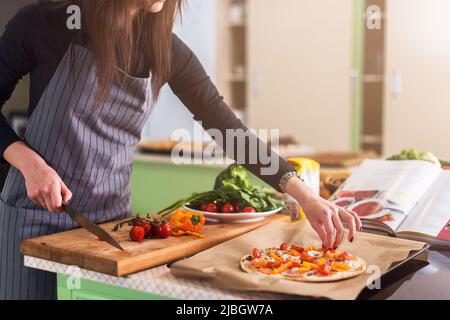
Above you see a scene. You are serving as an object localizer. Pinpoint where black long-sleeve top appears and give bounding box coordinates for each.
[0,1,295,192]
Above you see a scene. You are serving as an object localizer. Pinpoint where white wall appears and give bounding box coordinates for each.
[142,0,218,142]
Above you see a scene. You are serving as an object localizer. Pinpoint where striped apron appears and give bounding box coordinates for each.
[0,44,154,300]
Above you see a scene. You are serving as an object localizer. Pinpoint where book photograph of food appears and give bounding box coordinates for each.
[0,0,449,310]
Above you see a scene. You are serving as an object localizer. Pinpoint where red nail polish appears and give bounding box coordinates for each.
[350,237,354,243]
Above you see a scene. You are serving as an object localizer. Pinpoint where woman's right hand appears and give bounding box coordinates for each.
[3,141,72,213]
[22,162,72,212]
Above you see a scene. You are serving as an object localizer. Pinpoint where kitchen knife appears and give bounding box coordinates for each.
[63,204,125,251]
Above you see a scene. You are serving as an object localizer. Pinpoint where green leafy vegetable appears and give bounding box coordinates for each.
[387,148,441,166]
[212,164,284,212]
[214,163,253,191]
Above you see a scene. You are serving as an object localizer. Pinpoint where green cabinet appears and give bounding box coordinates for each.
[57,275,170,300]
[130,159,224,215]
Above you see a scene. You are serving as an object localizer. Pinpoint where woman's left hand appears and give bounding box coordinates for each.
[285,177,362,250]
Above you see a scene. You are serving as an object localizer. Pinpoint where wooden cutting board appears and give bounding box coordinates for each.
[21,214,290,276]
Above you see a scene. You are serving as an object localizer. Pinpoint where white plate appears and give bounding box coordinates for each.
[182,205,284,223]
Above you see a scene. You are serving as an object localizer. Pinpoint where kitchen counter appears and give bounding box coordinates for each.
[133,145,315,167]
[24,256,293,300]
[134,153,230,168]
[24,249,450,300]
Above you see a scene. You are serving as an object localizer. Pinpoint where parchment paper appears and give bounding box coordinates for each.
[171,220,427,300]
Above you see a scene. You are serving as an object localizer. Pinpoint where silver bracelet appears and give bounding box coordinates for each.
[279,171,305,193]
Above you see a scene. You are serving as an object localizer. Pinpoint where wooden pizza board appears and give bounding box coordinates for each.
[21,214,290,277]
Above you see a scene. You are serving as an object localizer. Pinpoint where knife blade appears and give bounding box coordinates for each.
[64,204,125,251]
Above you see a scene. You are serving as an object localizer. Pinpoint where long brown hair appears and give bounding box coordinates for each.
[72,0,183,104]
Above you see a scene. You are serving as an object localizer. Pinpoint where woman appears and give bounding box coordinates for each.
[0,0,361,300]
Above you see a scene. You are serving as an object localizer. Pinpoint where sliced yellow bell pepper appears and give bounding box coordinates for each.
[296,266,311,273]
[302,261,319,269]
[270,251,283,263]
[289,249,302,257]
[251,260,269,268]
[325,250,337,259]
[331,263,351,272]
[171,229,207,239]
[272,261,294,275]
[316,258,327,266]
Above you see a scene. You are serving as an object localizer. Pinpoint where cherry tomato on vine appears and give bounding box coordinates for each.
[152,222,173,239]
[132,218,152,237]
[130,226,145,242]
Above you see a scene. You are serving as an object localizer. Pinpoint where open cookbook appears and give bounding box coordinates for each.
[330,160,450,248]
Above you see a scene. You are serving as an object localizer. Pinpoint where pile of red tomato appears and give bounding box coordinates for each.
[129,217,173,242]
[200,201,256,214]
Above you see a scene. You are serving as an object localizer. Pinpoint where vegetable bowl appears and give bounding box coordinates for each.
[182,205,283,223]
[157,164,286,223]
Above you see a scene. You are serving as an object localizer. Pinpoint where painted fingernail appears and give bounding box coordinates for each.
[350,237,354,243]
